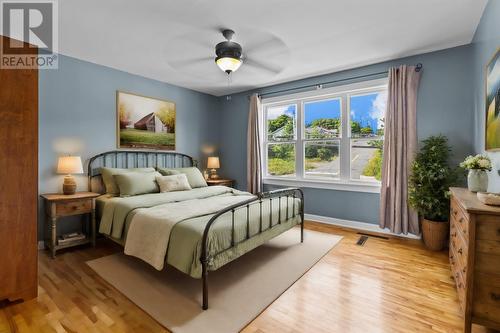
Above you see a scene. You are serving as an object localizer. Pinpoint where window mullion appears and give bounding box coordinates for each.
[296,101,304,180]
[340,94,350,181]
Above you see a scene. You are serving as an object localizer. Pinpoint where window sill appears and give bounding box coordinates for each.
[263,177,381,193]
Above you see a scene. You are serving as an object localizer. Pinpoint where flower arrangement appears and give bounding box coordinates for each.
[459,154,492,171]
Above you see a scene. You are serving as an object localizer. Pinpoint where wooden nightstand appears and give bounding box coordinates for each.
[206,179,235,187]
[40,192,100,258]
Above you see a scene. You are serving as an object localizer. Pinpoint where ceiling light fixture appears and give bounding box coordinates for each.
[215,29,243,75]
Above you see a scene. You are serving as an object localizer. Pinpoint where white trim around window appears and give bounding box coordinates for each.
[261,78,388,193]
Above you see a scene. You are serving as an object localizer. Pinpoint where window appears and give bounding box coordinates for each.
[262,79,387,192]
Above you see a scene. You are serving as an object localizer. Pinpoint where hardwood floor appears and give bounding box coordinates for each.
[0,221,497,333]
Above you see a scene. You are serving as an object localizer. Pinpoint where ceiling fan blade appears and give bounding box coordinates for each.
[244,37,283,55]
[244,58,283,74]
[169,57,212,68]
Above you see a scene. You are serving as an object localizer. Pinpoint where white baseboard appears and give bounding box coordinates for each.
[38,241,45,250]
[305,214,421,239]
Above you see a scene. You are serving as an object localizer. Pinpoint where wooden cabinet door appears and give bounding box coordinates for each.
[0,35,38,301]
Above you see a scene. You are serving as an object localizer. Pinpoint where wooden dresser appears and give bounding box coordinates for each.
[0,36,38,302]
[449,187,500,333]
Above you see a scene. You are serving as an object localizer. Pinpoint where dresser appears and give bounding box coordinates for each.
[449,187,500,333]
[0,36,38,302]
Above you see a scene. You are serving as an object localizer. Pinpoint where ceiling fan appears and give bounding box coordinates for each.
[215,29,243,74]
[167,28,287,77]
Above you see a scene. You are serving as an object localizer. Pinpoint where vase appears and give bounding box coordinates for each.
[467,169,488,192]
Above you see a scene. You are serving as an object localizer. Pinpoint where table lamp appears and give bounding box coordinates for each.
[57,156,83,195]
[207,156,220,179]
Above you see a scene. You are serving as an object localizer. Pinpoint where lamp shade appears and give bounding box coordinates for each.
[207,156,220,169]
[57,156,83,174]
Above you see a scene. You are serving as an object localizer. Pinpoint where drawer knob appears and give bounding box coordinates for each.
[491,293,500,301]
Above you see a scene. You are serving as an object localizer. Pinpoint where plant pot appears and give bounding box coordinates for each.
[467,169,488,192]
[421,218,449,251]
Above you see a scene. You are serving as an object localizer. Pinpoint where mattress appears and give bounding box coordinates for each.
[97,186,301,278]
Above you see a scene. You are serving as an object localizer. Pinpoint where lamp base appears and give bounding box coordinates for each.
[62,175,77,195]
[209,169,220,180]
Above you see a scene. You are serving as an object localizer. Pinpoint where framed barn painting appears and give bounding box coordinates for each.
[486,48,500,151]
[117,91,176,150]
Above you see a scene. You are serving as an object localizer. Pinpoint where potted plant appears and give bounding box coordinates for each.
[408,135,457,251]
[459,154,492,192]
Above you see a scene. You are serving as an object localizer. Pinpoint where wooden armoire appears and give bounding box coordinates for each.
[0,35,38,302]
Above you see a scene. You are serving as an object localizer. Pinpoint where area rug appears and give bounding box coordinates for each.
[87,228,342,333]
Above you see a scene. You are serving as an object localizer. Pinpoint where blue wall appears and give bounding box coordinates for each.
[38,55,220,238]
[218,45,475,225]
[472,0,500,192]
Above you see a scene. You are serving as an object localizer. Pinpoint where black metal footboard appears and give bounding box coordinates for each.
[200,187,304,310]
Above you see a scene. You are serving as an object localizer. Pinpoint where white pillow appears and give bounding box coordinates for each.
[156,174,192,193]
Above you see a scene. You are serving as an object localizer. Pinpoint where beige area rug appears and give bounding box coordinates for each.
[87,228,342,333]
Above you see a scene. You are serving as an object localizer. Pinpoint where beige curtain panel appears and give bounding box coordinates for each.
[379,65,422,235]
[247,93,262,194]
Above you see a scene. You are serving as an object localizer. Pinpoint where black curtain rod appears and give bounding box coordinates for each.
[255,63,423,99]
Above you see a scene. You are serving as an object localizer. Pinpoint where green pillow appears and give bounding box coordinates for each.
[113,172,161,197]
[159,169,181,176]
[101,167,156,195]
[158,167,207,188]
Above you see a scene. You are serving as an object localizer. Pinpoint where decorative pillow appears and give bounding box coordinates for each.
[158,167,207,188]
[159,169,181,176]
[156,174,192,193]
[101,167,156,195]
[113,171,161,197]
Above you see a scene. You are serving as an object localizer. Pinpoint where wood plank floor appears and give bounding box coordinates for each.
[0,221,497,333]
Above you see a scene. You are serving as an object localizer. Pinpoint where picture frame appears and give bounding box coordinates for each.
[485,48,500,151]
[116,91,176,150]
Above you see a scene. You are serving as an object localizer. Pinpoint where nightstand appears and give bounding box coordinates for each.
[206,179,235,187]
[40,192,100,258]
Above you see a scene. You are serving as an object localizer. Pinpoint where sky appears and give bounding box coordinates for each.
[268,91,387,132]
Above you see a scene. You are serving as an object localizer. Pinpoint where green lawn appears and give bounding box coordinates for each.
[268,158,295,176]
[268,157,336,175]
[120,128,175,147]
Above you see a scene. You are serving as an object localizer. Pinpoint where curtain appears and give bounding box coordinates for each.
[379,65,422,235]
[247,93,262,194]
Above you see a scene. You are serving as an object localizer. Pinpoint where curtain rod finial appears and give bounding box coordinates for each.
[415,63,423,72]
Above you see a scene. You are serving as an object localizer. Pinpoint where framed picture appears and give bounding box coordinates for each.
[486,48,500,151]
[117,91,176,150]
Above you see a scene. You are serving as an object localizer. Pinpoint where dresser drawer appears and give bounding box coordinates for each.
[475,252,500,275]
[450,229,468,273]
[451,198,469,238]
[451,253,467,312]
[56,199,92,217]
[476,215,500,241]
[472,272,500,324]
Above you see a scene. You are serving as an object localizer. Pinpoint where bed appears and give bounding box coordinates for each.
[88,150,304,309]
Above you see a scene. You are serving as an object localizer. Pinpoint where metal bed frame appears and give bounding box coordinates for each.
[88,150,304,310]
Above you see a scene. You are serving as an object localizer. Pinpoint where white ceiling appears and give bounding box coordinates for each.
[22,0,492,96]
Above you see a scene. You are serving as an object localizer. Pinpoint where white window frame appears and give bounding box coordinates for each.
[261,78,387,193]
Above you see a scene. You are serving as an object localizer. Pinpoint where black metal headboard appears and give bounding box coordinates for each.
[87,150,195,193]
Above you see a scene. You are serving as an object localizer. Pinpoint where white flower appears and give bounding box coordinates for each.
[479,159,491,168]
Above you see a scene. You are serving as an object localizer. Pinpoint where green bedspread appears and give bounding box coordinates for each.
[98,186,302,278]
